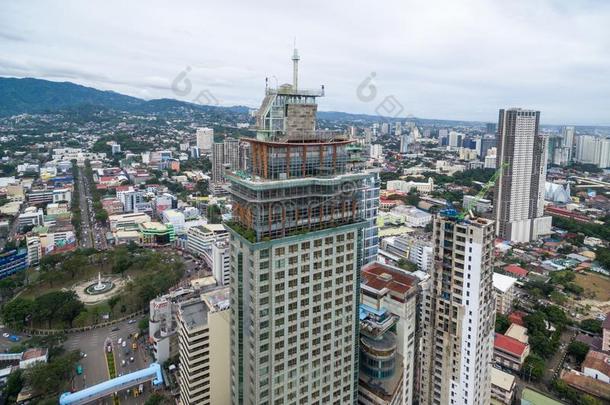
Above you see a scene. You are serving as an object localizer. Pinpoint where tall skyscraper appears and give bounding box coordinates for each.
[486,122,497,135]
[419,213,496,405]
[228,51,367,405]
[562,126,575,162]
[212,142,225,184]
[196,127,214,153]
[493,108,551,243]
[400,133,410,154]
[224,137,240,171]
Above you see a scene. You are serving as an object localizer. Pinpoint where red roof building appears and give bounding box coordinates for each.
[503,264,528,278]
[493,333,530,372]
[508,311,527,327]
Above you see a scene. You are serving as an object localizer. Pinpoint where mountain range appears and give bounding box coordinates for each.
[0,77,482,126]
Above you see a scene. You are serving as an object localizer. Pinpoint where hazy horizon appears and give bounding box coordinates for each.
[2,0,610,126]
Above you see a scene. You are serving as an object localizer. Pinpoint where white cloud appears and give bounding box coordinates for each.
[1,0,609,125]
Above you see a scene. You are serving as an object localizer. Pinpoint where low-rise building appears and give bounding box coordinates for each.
[505,324,529,344]
[0,249,28,279]
[493,273,518,315]
[389,205,432,228]
[493,333,530,372]
[582,350,610,383]
[139,222,176,246]
[17,207,44,230]
[109,212,151,232]
[491,368,516,404]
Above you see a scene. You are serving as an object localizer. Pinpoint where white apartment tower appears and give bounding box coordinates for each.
[493,108,552,243]
[196,127,214,153]
[419,214,496,405]
[177,287,231,405]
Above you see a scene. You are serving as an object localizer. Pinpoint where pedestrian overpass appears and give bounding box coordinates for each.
[59,363,164,405]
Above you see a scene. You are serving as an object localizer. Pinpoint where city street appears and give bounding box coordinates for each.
[76,165,94,249]
[64,317,153,404]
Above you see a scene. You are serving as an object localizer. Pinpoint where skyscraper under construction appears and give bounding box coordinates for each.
[227,50,369,404]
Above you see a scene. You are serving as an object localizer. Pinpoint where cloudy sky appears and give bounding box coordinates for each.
[1,0,609,125]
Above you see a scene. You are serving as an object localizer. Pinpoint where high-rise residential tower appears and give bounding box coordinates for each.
[493,108,552,243]
[212,142,225,184]
[196,127,214,153]
[419,213,496,405]
[562,126,575,162]
[224,137,240,171]
[228,51,367,405]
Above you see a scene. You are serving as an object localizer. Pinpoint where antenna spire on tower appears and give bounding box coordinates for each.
[292,39,299,91]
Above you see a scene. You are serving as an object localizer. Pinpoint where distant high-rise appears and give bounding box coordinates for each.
[223,137,240,171]
[478,135,496,161]
[400,133,410,154]
[448,131,462,149]
[486,122,497,135]
[211,142,225,184]
[196,127,214,153]
[419,214,496,405]
[228,50,365,405]
[493,108,552,243]
[575,135,610,168]
[562,126,575,162]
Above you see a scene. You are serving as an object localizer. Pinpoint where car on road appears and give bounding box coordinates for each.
[112,327,120,331]
[2,333,9,338]
[128,319,137,324]
[9,335,20,342]
[130,357,134,363]
[122,341,127,348]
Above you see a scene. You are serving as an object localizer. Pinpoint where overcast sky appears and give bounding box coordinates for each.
[1,0,609,125]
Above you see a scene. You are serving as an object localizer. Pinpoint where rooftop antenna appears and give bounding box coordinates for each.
[292,37,299,91]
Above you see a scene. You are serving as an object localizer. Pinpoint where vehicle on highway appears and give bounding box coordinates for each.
[128,319,137,324]
[9,335,20,342]
[2,333,9,338]
[130,357,134,363]
[112,326,120,331]
[122,341,127,348]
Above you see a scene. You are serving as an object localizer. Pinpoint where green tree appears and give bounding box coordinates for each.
[4,369,23,403]
[523,354,545,381]
[1,297,35,328]
[495,313,510,334]
[567,341,589,364]
[25,351,80,396]
[144,393,169,405]
[580,319,602,334]
[138,317,149,332]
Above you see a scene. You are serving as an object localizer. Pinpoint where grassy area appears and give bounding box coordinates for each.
[106,350,117,379]
[574,272,610,301]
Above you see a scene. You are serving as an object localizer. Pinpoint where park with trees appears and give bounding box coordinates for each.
[1,245,185,330]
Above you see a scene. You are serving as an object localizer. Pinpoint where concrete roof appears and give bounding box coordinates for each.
[490,367,515,391]
[493,272,518,293]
